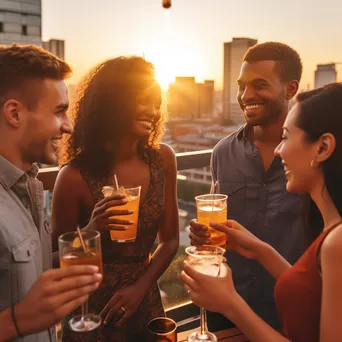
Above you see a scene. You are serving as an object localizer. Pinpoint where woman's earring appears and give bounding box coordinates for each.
[310,159,318,168]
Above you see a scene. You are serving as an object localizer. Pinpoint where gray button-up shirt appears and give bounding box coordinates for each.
[0,155,55,342]
[211,125,308,328]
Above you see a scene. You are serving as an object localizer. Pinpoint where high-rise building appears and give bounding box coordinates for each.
[42,39,65,59]
[0,0,41,46]
[222,37,257,125]
[168,77,197,118]
[198,80,215,118]
[314,63,337,88]
[167,77,215,119]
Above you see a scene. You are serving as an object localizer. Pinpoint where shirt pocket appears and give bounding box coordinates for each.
[11,237,39,303]
[219,182,245,217]
[0,252,11,310]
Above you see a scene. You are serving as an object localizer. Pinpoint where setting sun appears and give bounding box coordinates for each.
[155,62,175,90]
[141,14,207,91]
[146,45,206,91]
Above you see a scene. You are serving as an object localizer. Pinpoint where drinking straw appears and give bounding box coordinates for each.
[114,174,119,191]
[76,227,88,254]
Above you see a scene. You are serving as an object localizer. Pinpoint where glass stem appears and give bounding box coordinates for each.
[81,301,88,326]
[200,307,207,335]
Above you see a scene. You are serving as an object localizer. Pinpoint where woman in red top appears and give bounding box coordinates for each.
[181,83,342,342]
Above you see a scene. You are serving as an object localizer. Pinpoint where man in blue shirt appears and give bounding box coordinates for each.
[189,42,308,330]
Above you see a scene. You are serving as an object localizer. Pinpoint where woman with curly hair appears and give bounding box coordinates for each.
[51,56,179,341]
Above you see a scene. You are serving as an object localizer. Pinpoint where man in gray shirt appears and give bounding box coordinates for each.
[0,44,102,341]
[189,42,308,330]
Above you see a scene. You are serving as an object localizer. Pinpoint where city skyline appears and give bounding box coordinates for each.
[42,0,342,89]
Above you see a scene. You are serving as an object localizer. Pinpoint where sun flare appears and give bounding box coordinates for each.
[155,67,175,90]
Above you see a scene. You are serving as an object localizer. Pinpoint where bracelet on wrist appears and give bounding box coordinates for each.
[11,303,24,338]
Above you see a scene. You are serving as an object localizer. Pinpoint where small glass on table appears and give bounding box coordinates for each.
[147,317,177,341]
[59,230,103,332]
[185,246,226,342]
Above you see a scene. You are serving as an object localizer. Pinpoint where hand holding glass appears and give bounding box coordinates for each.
[59,230,103,332]
[185,246,226,342]
[195,194,227,247]
[102,185,141,242]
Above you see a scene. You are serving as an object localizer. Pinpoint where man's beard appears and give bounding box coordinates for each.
[244,96,286,127]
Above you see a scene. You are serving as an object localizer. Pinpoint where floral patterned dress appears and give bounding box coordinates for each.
[62,147,166,342]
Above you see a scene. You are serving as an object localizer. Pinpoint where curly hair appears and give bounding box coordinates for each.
[60,56,165,179]
[0,44,71,109]
[243,42,302,83]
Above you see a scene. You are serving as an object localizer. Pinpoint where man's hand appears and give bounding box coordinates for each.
[14,266,102,336]
[189,219,212,246]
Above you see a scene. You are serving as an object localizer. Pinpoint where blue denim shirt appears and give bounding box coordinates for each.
[210,125,308,328]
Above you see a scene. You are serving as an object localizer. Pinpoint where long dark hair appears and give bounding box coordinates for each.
[296,83,342,240]
[60,56,164,179]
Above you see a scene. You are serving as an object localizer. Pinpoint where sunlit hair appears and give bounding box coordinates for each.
[296,83,342,240]
[243,42,302,83]
[60,56,165,179]
[0,44,71,109]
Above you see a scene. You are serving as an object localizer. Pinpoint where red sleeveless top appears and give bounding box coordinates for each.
[274,221,342,342]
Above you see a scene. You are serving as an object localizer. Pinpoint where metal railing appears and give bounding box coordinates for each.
[37,149,213,190]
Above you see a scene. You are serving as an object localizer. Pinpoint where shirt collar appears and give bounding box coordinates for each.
[236,124,250,140]
[0,155,39,189]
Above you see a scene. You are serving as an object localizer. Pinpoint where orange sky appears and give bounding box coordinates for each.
[42,0,342,90]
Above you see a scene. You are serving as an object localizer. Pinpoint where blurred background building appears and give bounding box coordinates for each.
[167,77,215,119]
[314,63,339,88]
[222,37,257,125]
[0,0,41,45]
[0,0,65,60]
[42,38,65,59]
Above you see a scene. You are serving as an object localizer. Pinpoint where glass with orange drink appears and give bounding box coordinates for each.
[102,185,141,243]
[58,230,103,332]
[195,194,228,247]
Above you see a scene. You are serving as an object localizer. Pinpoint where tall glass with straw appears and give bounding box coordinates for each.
[195,181,227,247]
[102,174,141,243]
[185,246,226,342]
[59,228,103,332]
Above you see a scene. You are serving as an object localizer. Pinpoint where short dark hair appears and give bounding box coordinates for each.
[243,42,302,83]
[0,44,72,109]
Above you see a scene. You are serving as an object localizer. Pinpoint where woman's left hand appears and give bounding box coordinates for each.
[100,283,146,327]
[180,261,239,316]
